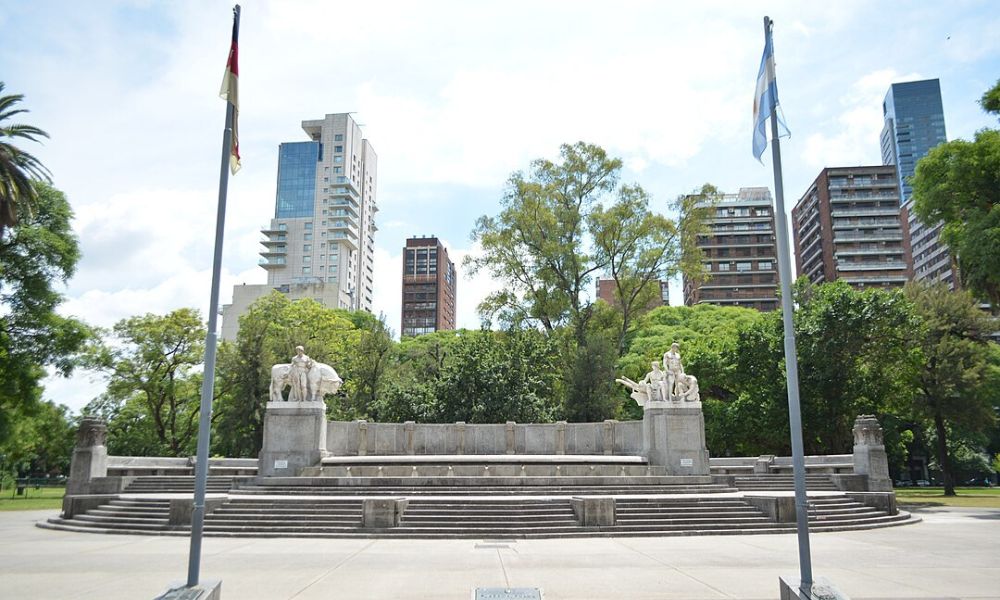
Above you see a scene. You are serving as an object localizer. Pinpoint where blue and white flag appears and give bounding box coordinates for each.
[752,31,789,161]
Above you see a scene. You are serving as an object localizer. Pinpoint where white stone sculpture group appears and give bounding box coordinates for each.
[270,346,343,402]
[616,342,700,407]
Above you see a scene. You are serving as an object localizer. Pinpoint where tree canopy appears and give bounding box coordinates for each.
[0,182,90,449]
[0,82,51,233]
[911,80,1000,306]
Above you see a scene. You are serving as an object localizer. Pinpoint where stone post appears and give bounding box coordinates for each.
[66,417,109,495]
[602,420,616,455]
[555,421,566,455]
[853,415,892,492]
[505,421,516,455]
[455,422,466,455]
[642,402,709,475]
[404,421,415,455]
[259,401,327,477]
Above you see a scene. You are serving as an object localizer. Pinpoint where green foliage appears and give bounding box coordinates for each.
[980,78,1000,115]
[466,142,703,420]
[911,81,1000,306]
[0,400,74,479]
[0,82,51,233]
[84,309,211,457]
[375,329,562,424]
[0,182,91,449]
[902,282,998,495]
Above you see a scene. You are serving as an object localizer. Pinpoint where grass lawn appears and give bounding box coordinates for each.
[0,485,64,511]
[895,486,1000,508]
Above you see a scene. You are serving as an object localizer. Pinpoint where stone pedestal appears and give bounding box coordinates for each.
[66,417,109,495]
[852,415,892,492]
[259,401,327,477]
[642,403,709,475]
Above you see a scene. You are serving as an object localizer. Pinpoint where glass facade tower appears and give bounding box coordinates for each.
[879,79,947,203]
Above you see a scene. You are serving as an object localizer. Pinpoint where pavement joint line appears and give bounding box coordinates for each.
[611,537,737,599]
[287,538,379,599]
[496,547,512,589]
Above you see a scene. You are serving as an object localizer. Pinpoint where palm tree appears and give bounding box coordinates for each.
[0,82,51,234]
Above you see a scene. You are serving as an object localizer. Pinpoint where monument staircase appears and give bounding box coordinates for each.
[732,473,839,491]
[43,454,913,538]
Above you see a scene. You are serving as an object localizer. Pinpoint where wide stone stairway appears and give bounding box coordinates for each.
[42,457,914,538]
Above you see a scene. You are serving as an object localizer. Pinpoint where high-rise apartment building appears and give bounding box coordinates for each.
[682,187,779,311]
[401,236,457,337]
[879,79,956,289]
[880,79,947,204]
[792,166,910,288]
[221,113,378,341]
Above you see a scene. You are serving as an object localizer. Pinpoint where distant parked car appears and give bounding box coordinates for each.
[894,480,913,487]
[915,479,931,487]
[964,477,993,487]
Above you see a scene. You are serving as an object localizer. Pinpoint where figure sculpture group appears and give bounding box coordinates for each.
[269,346,343,402]
[616,342,700,407]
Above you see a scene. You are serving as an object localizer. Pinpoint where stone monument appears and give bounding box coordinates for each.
[260,347,342,476]
[66,417,109,495]
[852,414,892,492]
[616,342,709,475]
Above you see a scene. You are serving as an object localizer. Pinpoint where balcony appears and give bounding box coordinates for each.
[835,261,908,272]
[259,246,287,257]
[830,207,900,218]
[259,257,286,268]
[834,248,904,257]
[833,233,902,243]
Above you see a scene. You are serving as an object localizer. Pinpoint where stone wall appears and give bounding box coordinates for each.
[325,420,643,456]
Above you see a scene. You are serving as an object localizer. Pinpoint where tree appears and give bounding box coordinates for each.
[428,329,561,423]
[467,142,695,420]
[0,182,91,449]
[0,400,75,479]
[911,80,1000,306]
[903,282,998,496]
[86,309,215,456]
[0,82,51,233]
[591,184,715,355]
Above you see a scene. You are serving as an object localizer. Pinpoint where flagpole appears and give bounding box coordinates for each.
[186,4,240,588]
[763,15,813,593]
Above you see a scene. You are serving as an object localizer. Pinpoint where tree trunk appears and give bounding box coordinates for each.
[933,411,956,496]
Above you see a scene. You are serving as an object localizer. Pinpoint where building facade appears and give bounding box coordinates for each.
[401,236,457,337]
[221,113,378,341]
[792,166,910,288]
[880,79,947,204]
[682,187,779,311]
[879,79,956,289]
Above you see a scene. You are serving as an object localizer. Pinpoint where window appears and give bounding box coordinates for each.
[334,166,343,174]
[304,222,313,230]
[334,156,344,163]
[736,262,752,272]
[303,244,311,252]
[329,264,338,272]
[304,233,312,241]
[334,134,343,141]
[758,261,772,270]
[328,276,338,282]
[336,176,346,183]
[277,223,287,231]
[334,145,343,153]
[718,263,731,272]
[302,266,311,274]
[303,256,311,263]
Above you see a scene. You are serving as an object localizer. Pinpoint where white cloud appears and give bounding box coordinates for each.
[802,69,923,168]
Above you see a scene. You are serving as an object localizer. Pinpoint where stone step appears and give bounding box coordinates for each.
[74,514,169,526]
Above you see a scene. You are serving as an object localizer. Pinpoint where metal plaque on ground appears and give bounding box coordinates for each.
[474,588,543,600]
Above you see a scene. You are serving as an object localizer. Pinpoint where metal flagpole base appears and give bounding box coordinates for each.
[155,580,222,600]
[779,576,848,600]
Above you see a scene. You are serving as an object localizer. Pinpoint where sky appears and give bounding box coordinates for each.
[1,0,998,413]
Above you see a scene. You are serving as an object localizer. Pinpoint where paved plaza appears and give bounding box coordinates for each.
[2,506,998,599]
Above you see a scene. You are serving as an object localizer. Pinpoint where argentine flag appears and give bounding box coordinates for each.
[752,31,789,161]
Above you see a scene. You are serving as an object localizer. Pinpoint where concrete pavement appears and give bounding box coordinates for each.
[2,506,998,599]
